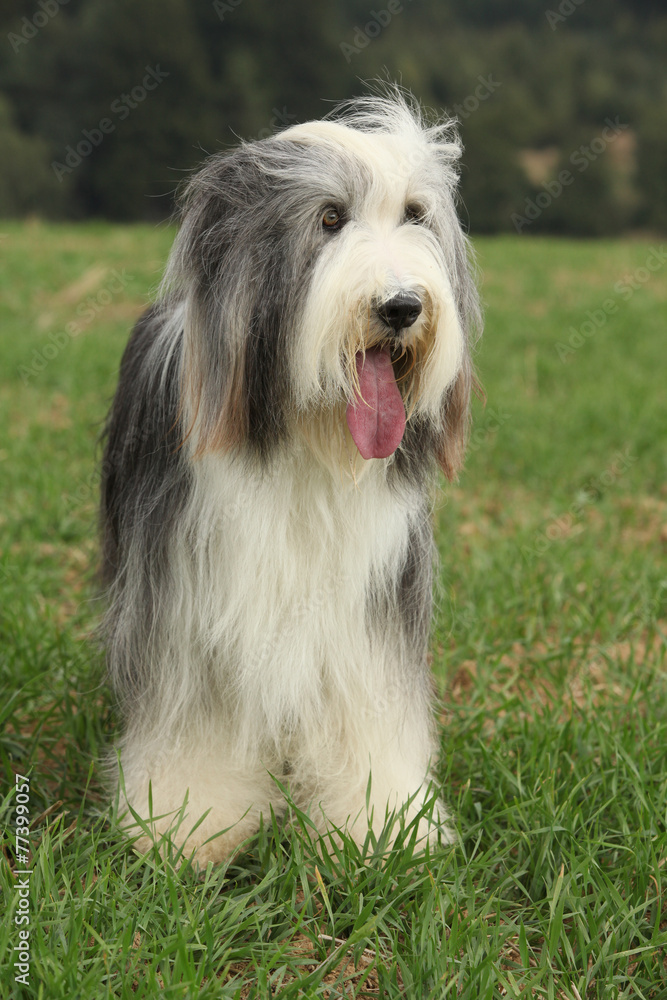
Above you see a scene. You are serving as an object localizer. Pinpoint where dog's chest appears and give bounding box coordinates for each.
[194,452,414,684]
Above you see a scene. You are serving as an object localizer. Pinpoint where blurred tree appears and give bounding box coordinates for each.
[0,0,664,232]
[459,105,532,233]
[59,0,222,218]
[529,126,629,236]
[636,104,667,232]
[0,96,66,216]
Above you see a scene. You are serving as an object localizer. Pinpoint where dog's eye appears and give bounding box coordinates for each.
[322,207,342,230]
[404,203,426,224]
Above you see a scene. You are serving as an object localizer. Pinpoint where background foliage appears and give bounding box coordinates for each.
[0,0,666,233]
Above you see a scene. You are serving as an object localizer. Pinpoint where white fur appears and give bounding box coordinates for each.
[119,446,449,860]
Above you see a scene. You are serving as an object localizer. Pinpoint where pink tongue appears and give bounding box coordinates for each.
[346,347,406,460]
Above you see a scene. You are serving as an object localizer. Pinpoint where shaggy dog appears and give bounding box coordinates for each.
[100,92,481,862]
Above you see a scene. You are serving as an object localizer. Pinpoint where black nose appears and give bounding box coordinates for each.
[377,292,422,332]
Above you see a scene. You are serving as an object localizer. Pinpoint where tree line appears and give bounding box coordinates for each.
[0,0,665,234]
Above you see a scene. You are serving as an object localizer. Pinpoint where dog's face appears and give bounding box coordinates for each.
[164,97,480,478]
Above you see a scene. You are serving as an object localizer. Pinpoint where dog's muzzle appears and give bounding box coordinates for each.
[376,292,422,333]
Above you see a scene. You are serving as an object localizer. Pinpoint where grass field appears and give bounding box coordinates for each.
[1,221,666,998]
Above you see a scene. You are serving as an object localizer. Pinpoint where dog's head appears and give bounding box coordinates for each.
[164,91,481,479]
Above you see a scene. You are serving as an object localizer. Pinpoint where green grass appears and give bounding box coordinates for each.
[1,221,666,998]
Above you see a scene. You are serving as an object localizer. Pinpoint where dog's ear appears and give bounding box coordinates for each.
[436,362,483,481]
[162,149,253,456]
[168,143,302,460]
[435,228,483,481]
[170,147,292,458]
